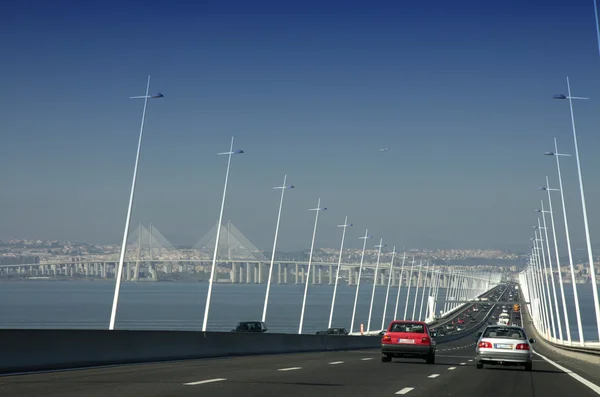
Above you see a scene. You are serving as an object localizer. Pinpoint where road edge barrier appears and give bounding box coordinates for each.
[0,329,381,375]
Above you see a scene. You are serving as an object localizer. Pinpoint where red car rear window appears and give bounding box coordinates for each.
[389,323,425,333]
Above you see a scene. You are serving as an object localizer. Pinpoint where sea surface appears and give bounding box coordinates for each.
[0,281,597,340]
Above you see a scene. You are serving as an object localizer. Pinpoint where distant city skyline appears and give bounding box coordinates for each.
[3,1,600,253]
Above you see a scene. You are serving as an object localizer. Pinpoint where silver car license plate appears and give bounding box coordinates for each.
[398,339,415,344]
[495,343,513,349]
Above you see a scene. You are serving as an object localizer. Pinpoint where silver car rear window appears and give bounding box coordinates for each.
[483,327,525,339]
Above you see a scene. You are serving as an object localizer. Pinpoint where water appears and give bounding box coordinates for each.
[546,283,600,342]
[0,281,449,334]
[1,281,597,340]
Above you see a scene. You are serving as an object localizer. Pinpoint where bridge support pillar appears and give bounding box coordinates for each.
[277,263,282,284]
[329,265,334,284]
[283,264,288,283]
[295,263,299,284]
[231,263,237,283]
[318,266,322,284]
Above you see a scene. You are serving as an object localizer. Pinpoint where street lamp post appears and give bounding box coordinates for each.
[381,247,397,330]
[350,230,372,333]
[367,239,386,332]
[109,76,163,330]
[545,139,584,344]
[393,252,407,320]
[418,264,430,321]
[411,261,423,321]
[202,137,244,332]
[535,201,563,341]
[298,198,327,334]
[403,257,415,320]
[540,176,571,343]
[554,80,600,341]
[262,175,294,322]
[328,216,353,329]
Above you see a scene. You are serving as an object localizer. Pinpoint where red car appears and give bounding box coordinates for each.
[381,320,437,364]
[457,318,465,324]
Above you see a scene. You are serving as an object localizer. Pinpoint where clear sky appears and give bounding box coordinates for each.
[2,0,600,253]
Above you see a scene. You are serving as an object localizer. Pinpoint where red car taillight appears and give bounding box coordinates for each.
[382,335,392,343]
[515,343,530,350]
[421,336,431,345]
[478,341,492,348]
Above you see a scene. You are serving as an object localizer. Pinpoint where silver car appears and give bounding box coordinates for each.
[475,325,535,371]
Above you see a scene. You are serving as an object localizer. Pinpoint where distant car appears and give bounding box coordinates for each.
[456,325,465,331]
[475,325,535,371]
[381,320,437,364]
[316,327,349,335]
[231,321,268,333]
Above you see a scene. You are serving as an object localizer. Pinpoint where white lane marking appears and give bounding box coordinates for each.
[184,378,227,386]
[396,387,415,394]
[460,362,466,365]
[533,350,600,395]
[329,361,344,365]
[361,357,373,361]
[448,367,456,370]
[428,374,440,378]
[468,359,473,362]
[277,367,302,371]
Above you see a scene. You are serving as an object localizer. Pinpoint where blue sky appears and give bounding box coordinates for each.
[2,0,600,253]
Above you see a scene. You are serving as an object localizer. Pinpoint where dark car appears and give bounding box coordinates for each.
[316,327,349,335]
[231,321,268,333]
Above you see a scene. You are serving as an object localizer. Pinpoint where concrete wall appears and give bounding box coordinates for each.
[0,329,381,374]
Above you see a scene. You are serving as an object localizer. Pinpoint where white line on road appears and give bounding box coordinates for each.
[361,358,373,361]
[428,374,440,378]
[277,367,302,371]
[533,350,600,395]
[184,378,227,386]
[468,359,473,362]
[329,361,344,365]
[448,367,456,370]
[396,387,415,394]
[460,362,466,365]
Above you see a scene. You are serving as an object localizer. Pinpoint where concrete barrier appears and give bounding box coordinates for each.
[0,329,381,375]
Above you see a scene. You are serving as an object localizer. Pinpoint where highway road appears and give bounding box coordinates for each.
[2,284,598,396]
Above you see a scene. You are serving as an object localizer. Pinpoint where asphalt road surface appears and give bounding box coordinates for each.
[3,284,598,396]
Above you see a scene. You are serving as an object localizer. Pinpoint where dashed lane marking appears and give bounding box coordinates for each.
[361,358,373,361]
[533,349,600,395]
[184,378,227,386]
[277,367,302,371]
[459,362,466,365]
[448,367,456,370]
[468,359,473,362]
[396,387,415,394]
[329,361,344,365]
[428,374,440,378]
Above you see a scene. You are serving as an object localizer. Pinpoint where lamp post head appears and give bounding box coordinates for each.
[274,185,294,190]
[544,152,555,156]
[150,93,164,98]
[553,94,567,100]
[218,149,244,155]
[359,235,373,240]
[338,223,353,228]
[534,209,542,213]
[310,207,327,211]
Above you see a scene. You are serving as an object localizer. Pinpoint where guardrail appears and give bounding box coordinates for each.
[0,329,381,375]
